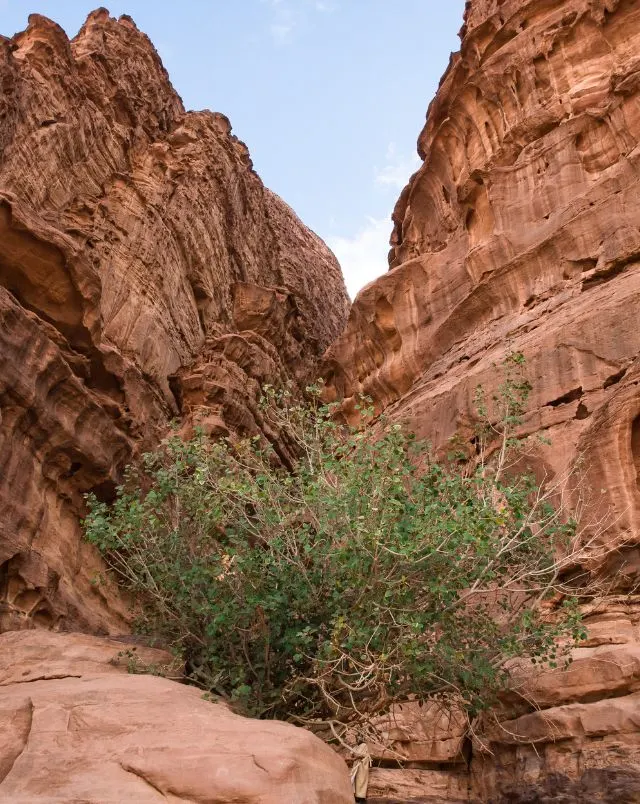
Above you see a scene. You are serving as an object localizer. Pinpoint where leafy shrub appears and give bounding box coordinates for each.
[85,360,587,742]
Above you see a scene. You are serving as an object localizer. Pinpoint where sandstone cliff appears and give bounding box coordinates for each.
[7,2,640,801]
[0,10,349,635]
[326,0,640,800]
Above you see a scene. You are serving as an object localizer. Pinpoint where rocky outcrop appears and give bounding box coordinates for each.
[9,1,640,800]
[0,11,349,635]
[326,0,640,799]
[0,630,353,803]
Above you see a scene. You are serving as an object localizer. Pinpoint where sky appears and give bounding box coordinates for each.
[1,1,465,297]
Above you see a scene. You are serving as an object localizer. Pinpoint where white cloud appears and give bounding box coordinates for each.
[261,0,338,44]
[325,143,419,298]
[270,21,295,43]
[328,217,391,299]
[261,0,296,43]
[375,142,421,191]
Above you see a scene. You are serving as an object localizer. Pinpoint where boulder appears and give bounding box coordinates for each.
[0,631,353,803]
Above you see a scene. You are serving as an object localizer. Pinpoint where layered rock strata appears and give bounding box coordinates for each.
[0,630,353,803]
[0,11,349,634]
[326,0,640,799]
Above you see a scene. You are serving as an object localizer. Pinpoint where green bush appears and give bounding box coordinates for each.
[84,360,586,742]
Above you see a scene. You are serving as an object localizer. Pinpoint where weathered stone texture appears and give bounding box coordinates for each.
[0,11,349,634]
[0,630,353,803]
[326,0,640,800]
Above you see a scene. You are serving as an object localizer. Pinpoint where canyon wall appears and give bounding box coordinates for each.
[326,0,640,800]
[0,10,349,636]
[5,2,640,801]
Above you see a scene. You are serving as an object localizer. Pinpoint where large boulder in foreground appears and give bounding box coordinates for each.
[0,631,353,803]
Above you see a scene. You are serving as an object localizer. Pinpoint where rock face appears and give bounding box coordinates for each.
[0,630,353,803]
[326,0,640,800]
[0,11,349,635]
[9,2,640,800]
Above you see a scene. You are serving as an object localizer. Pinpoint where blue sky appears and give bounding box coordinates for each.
[2,1,465,296]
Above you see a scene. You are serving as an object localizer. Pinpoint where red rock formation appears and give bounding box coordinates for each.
[0,11,349,634]
[326,0,640,799]
[0,630,353,802]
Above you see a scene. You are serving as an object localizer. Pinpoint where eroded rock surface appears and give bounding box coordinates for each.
[0,631,353,803]
[0,10,349,634]
[326,0,640,800]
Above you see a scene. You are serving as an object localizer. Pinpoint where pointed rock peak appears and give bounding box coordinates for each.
[85,7,112,24]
